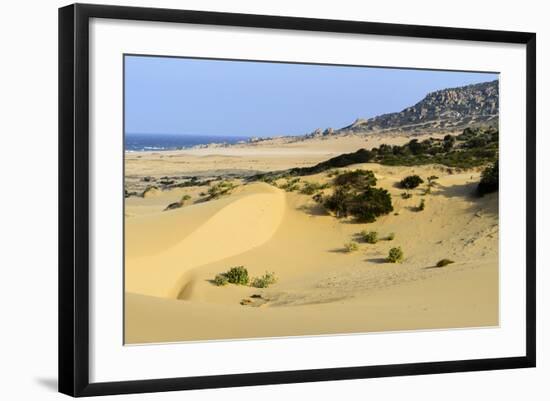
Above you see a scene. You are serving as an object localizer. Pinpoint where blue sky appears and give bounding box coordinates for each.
[124,55,498,137]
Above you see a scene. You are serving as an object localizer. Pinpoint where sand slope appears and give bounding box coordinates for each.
[125,162,498,343]
[125,182,285,298]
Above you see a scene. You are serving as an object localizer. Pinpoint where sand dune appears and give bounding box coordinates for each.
[125,183,286,298]
[125,159,498,343]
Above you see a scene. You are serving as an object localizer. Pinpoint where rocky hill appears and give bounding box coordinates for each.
[305,79,498,138]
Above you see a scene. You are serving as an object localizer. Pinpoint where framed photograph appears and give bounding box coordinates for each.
[58,3,536,397]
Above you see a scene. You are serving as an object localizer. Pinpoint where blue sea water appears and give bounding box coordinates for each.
[125,133,251,151]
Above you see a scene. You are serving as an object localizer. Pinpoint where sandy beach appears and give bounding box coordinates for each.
[124,134,498,344]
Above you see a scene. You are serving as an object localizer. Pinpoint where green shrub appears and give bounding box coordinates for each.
[436,259,454,267]
[349,187,394,223]
[387,247,404,263]
[477,159,498,195]
[399,175,424,189]
[323,187,353,218]
[164,193,193,211]
[333,170,377,189]
[279,177,301,192]
[300,181,329,195]
[324,182,393,223]
[224,266,249,285]
[206,181,237,200]
[344,241,359,252]
[251,271,277,288]
[385,232,395,241]
[360,231,378,244]
[213,274,229,286]
[401,192,412,199]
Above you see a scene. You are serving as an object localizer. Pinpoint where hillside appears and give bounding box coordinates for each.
[303,79,498,138]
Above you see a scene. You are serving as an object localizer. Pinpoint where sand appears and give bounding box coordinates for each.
[124,135,498,344]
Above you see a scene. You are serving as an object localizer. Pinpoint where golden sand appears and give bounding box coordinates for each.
[124,136,498,344]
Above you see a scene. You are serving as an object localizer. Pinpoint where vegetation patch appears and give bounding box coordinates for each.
[251,272,277,288]
[300,181,330,195]
[436,259,455,267]
[477,159,498,196]
[206,181,237,200]
[322,170,393,223]
[400,175,424,189]
[250,127,498,182]
[360,230,378,244]
[344,242,359,253]
[333,169,377,189]
[164,194,192,211]
[387,247,404,263]
[213,273,229,286]
[214,266,249,286]
[278,177,301,192]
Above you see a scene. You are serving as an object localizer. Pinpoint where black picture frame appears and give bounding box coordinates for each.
[59,3,536,397]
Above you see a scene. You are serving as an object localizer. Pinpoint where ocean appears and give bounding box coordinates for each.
[125,133,251,152]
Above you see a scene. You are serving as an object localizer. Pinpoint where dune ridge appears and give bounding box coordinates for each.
[125,182,286,298]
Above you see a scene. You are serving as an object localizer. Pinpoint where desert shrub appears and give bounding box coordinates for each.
[408,139,429,155]
[333,169,377,189]
[213,274,229,286]
[401,192,412,199]
[360,231,378,244]
[300,181,329,195]
[416,199,425,211]
[349,187,393,223]
[251,271,277,288]
[207,181,237,200]
[477,159,499,195]
[323,187,352,218]
[279,177,301,192]
[387,247,404,263]
[385,232,395,241]
[257,176,275,185]
[399,175,424,189]
[324,185,393,223]
[436,259,455,267]
[344,241,359,252]
[224,266,249,285]
[166,193,193,210]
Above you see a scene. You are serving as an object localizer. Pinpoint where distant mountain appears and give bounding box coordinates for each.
[305,80,499,138]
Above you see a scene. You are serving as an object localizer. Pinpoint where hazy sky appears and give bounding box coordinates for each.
[124,55,498,137]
